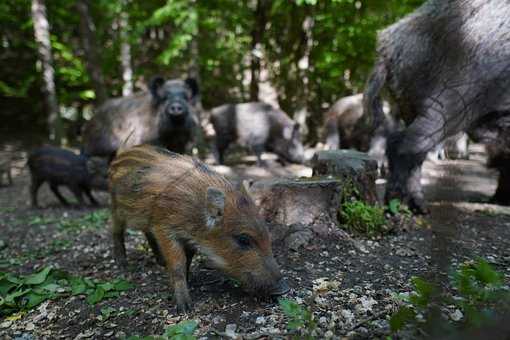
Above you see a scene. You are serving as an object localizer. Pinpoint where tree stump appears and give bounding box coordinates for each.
[311,150,378,204]
[248,150,379,250]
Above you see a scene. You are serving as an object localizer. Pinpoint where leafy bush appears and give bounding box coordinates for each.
[0,266,134,316]
[390,258,510,335]
[279,299,316,339]
[340,200,387,236]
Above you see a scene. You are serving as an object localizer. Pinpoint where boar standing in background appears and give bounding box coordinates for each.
[28,146,108,207]
[210,102,304,165]
[364,0,510,213]
[108,144,289,312]
[82,77,199,159]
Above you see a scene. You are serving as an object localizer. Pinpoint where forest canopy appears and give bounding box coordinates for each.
[0,0,424,145]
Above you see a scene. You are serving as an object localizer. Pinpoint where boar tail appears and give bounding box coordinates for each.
[363,60,388,135]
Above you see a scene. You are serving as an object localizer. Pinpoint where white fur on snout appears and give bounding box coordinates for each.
[200,246,227,268]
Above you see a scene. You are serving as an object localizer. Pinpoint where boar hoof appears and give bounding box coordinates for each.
[175,292,192,313]
[269,279,290,296]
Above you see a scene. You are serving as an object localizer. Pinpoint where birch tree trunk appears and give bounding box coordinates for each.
[31,0,61,144]
[76,0,107,104]
[119,0,133,96]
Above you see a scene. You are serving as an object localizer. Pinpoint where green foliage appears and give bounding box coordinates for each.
[340,200,387,236]
[390,259,510,335]
[279,299,316,339]
[126,320,198,340]
[387,199,412,216]
[58,209,110,231]
[0,266,134,317]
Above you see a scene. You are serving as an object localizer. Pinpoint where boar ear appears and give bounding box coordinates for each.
[206,187,225,229]
[149,76,165,102]
[293,122,301,137]
[283,126,293,140]
[185,77,199,100]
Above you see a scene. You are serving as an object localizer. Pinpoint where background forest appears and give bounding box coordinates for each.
[1,0,423,146]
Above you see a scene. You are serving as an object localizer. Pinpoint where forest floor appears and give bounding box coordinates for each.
[1,145,510,339]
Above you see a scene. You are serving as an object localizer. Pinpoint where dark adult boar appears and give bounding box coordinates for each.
[364,0,510,213]
[108,144,289,312]
[323,94,370,151]
[28,146,108,207]
[0,151,13,187]
[82,77,199,159]
[210,102,304,165]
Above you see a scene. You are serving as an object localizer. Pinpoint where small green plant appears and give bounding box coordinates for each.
[126,320,198,340]
[387,198,411,216]
[390,258,510,335]
[340,199,387,236]
[0,266,134,316]
[58,209,109,231]
[279,299,316,339]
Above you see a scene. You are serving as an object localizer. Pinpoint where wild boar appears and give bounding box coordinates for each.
[28,146,108,207]
[82,77,199,159]
[108,144,289,312]
[210,102,304,165]
[364,0,510,213]
[487,145,510,206]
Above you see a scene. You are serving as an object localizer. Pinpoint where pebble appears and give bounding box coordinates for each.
[255,316,266,325]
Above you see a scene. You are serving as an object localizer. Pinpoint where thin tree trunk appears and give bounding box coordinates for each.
[249,0,269,101]
[76,0,108,104]
[119,0,133,96]
[31,0,61,144]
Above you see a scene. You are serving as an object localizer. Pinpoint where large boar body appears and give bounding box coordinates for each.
[210,102,304,165]
[364,0,510,213]
[108,145,289,312]
[82,77,199,159]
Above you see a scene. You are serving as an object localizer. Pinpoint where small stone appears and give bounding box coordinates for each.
[255,316,266,325]
[25,323,35,331]
[1,320,12,328]
[324,330,334,338]
[225,324,237,338]
[319,316,327,325]
[450,309,463,321]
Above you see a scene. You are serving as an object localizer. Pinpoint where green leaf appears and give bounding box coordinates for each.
[389,306,416,332]
[24,267,52,285]
[388,199,401,215]
[165,320,198,337]
[24,292,47,309]
[86,287,105,305]
[70,277,87,295]
[113,279,134,291]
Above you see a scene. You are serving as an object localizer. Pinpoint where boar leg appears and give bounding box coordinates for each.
[69,185,85,206]
[49,184,70,206]
[112,216,128,268]
[30,178,43,208]
[252,144,266,167]
[184,246,196,284]
[144,231,165,266]
[7,168,12,185]
[153,229,192,312]
[83,187,99,206]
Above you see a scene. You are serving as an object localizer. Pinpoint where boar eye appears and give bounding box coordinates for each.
[234,234,252,250]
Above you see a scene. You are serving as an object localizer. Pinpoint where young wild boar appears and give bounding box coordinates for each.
[210,102,304,165]
[109,144,289,312]
[28,146,109,207]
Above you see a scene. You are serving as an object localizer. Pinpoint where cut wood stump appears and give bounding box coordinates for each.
[312,150,378,205]
[248,150,379,250]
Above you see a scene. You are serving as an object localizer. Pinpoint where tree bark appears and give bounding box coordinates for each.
[31,0,61,144]
[76,0,108,104]
[249,0,269,101]
[119,0,133,97]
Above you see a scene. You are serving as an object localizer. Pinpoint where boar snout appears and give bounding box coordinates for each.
[269,278,290,296]
[168,102,185,116]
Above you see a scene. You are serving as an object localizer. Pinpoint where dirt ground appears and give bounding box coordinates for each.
[1,145,510,339]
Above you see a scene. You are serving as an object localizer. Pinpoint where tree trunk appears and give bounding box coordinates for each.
[31,0,61,144]
[119,0,133,96]
[249,0,269,101]
[76,0,107,104]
